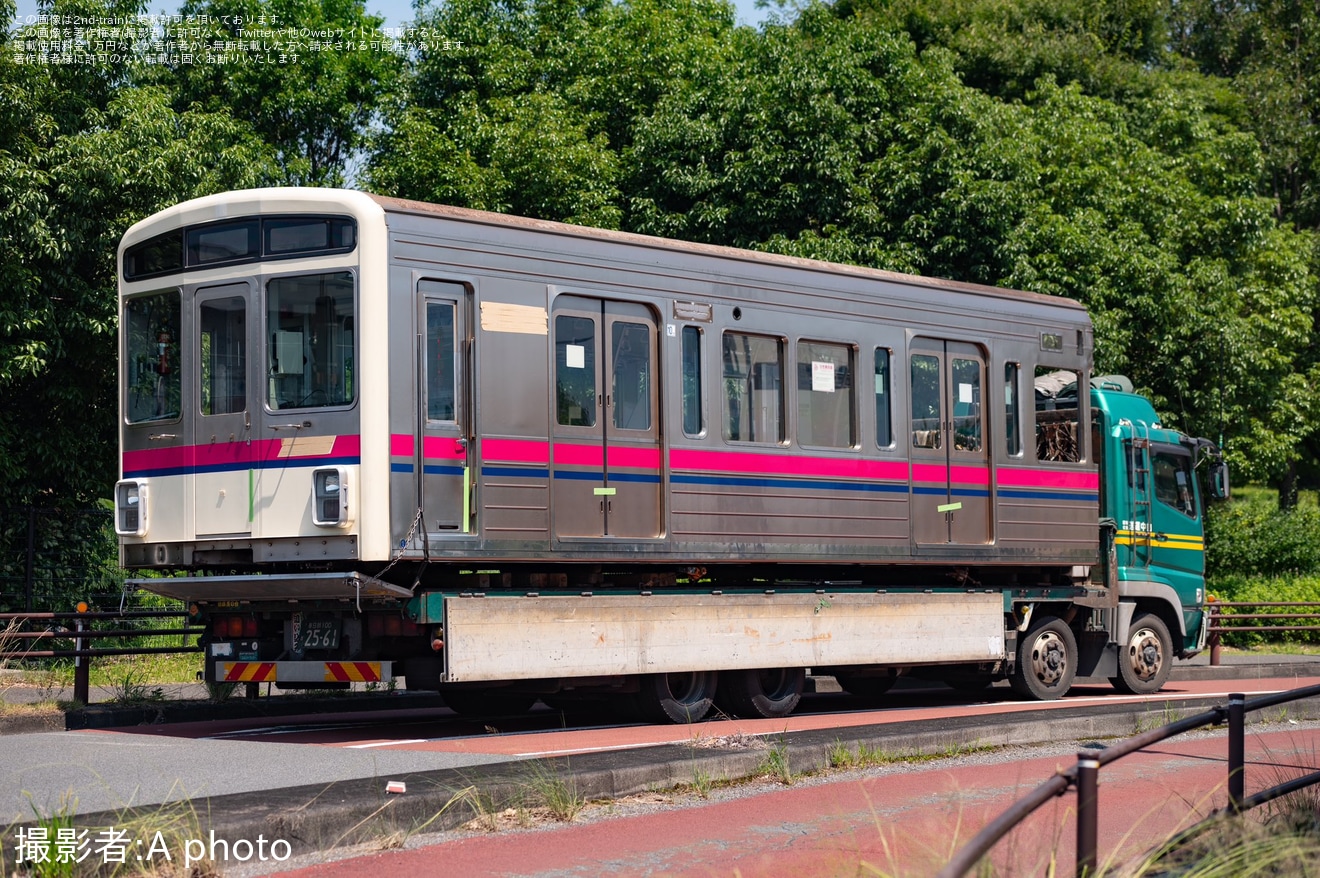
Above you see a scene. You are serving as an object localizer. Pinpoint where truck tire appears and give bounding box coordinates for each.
[634,671,717,724]
[717,668,805,719]
[1009,616,1077,700]
[1110,612,1173,695]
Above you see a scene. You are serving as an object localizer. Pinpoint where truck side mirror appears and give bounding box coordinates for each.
[1208,461,1230,500]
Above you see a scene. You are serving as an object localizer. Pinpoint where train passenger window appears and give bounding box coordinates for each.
[124,290,182,423]
[722,332,783,443]
[874,348,893,448]
[1005,362,1022,456]
[556,315,596,427]
[910,354,942,449]
[265,272,355,410]
[611,321,651,431]
[797,341,854,448]
[681,326,703,436]
[427,302,456,421]
[951,357,982,452]
[200,298,246,416]
[1153,446,1197,518]
[1034,367,1082,462]
[187,221,258,267]
[264,217,356,256]
[123,231,182,280]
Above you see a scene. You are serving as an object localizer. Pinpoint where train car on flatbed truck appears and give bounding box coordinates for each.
[115,188,1229,722]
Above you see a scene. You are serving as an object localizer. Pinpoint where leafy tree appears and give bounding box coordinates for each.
[835,0,1170,100]
[153,0,403,186]
[368,0,738,225]
[1,2,281,510]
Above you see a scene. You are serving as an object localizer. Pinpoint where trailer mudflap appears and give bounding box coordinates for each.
[440,590,1006,683]
[129,572,412,603]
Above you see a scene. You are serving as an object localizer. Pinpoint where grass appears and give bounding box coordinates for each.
[524,760,586,822]
[1135,703,1188,735]
[1131,801,1320,877]
[2,793,223,878]
[760,735,793,785]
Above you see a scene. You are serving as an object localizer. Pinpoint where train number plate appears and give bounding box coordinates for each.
[294,617,340,652]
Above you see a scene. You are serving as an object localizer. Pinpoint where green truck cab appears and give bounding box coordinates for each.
[1091,377,1229,687]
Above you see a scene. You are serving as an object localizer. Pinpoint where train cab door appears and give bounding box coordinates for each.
[551,295,662,539]
[418,281,473,537]
[908,338,992,546]
[193,282,255,537]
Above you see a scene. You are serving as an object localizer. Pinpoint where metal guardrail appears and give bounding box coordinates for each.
[1207,600,1320,665]
[0,606,203,704]
[937,683,1320,878]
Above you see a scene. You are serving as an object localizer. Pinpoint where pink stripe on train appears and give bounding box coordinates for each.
[997,467,1099,491]
[671,448,909,481]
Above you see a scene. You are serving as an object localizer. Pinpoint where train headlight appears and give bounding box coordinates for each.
[114,480,148,536]
[312,466,352,527]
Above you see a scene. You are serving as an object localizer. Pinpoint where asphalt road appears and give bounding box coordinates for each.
[2,656,1319,877]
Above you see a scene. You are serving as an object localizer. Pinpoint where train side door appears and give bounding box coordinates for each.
[194,282,254,537]
[908,338,991,545]
[551,296,662,539]
[418,281,473,537]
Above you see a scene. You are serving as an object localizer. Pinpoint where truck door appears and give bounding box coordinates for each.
[1147,441,1205,593]
[908,338,992,545]
[551,295,662,539]
[194,282,254,537]
[418,280,473,537]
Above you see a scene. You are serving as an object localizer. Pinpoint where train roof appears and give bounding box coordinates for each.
[369,193,1088,317]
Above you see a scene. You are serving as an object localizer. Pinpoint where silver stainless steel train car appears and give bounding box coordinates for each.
[117,188,1224,722]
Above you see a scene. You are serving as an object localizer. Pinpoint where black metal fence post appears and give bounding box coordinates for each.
[1208,603,1221,666]
[1227,692,1245,812]
[24,507,36,612]
[73,604,90,705]
[1076,751,1099,877]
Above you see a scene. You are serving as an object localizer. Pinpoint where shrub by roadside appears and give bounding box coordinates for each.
[1208,574,1320,648]
[1204,491,1320,579]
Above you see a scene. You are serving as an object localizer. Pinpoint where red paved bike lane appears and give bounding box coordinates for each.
[275,725,1320,878]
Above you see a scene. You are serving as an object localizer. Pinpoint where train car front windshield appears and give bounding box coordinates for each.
[122,216,358,416]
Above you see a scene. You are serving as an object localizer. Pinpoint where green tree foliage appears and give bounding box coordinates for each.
[626,8,1040,280]
[0,0,281,510]
[1170,0,1320,227]
[840,0,1169,100]
[148,0,401,186]
[368,0,738,226]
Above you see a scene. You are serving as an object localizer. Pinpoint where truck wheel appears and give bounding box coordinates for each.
[634,671,717,724]
[717,668,805,719]
[1009,616,1077,700]
[1110,613,1173,695]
